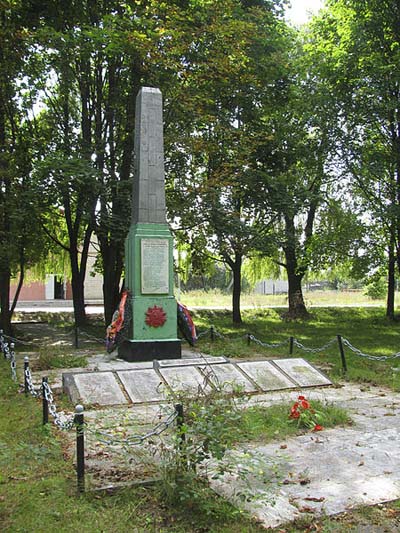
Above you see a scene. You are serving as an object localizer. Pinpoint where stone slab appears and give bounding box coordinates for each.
[272,358,332,387]
[63,371,128,406]
[159,365,211,394]
[198,363,258,393]
[117,369,167,403]
[158,356,226,367]
[237,360,297,391]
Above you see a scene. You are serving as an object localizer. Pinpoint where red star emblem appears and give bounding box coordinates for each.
[145,305,167,327]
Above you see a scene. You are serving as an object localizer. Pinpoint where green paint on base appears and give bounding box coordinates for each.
[124,223,179,343]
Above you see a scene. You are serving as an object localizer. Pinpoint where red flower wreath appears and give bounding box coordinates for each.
[145,305,167,327]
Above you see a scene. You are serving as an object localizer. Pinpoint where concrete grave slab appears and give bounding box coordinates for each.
[237,360,297,391]
[158,356,226,367]
[272,357,332,387]
[63,371,128,406]
[159,365,211,394]
[95,360,154,372]
[117,369,167,403]
[198,363,258,393]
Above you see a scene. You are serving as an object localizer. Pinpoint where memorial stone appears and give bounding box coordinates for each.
[119,87,181,361]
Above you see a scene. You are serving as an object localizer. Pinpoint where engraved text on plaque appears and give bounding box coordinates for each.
[141,239,169,294]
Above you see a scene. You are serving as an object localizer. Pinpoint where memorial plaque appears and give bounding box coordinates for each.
[198,363,258,393]
[237,361,297,391]
[141,238,169,294]
[272,358,332,387]
[160,366,211,394]
[64,372,128,406]
[118,369,167,403]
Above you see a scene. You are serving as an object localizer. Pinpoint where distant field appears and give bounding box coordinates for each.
[179,289,397,309]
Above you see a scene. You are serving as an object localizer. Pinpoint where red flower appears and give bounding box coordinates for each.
[290,410,300,419]
[301,399,310,409]
[298,395,305,401]
[313,424,324,432]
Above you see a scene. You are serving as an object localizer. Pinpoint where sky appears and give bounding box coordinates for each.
[285,0,325,25]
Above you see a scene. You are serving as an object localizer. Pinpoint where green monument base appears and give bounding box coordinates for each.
[118,223,182,362]
[118,339,181,362]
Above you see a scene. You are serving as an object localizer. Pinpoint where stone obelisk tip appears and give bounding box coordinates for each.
[132,87,166,224]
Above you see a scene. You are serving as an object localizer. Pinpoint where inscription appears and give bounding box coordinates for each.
[141,238,169,294]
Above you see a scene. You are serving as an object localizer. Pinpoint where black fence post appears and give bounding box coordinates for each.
[210,326,215,342]
[75,404,85,493]
[175,403,186,469]
[289,336,294,355]
[42,377,49,425]
[24,356,29,395]
[337,335,347,375]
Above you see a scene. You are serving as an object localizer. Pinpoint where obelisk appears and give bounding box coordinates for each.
[119,87,181,361]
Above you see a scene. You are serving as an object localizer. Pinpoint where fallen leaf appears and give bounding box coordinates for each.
[299,506,316,513]
[304,496,325,502]
[280,444,287,449]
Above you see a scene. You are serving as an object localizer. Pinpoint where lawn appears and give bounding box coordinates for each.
[2,305,400,531]
[191,306,400,390]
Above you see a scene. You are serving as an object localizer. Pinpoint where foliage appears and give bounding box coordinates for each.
[306,0,400,316]
[364,277,387,300]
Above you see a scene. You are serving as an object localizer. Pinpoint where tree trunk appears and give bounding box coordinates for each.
[387,236,396,320]
[285,260,308,319]
[0,269,12,335]
[10,250,25,316]
[284,216,309,319]
[231,252,242,325]
[101,241,123,325]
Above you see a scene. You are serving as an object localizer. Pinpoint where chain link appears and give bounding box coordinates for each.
[293,337,337,353]
[78,330,106,345]
[86,409,178,447]
[248,334,289,349]
[4,334,38,347]
[43,381,75,430]
[4,343,18,381]
[24,367,41,397]
[341,338,400,361]
[197,328,211,339]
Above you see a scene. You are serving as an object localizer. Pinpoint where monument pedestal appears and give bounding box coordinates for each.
[118,339,181,362]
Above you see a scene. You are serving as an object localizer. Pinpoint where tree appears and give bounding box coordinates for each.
[307,0,400,318]
[0,2,50,333]
[165,0,287,324]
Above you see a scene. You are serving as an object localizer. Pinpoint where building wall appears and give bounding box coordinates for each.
[254,279,288,295]
[10,280,46,301]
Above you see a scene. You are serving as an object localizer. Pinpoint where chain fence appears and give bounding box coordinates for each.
[86,409,178,447]
[292,337,338,353]
[341,338,400,362]
[3,320,400,492]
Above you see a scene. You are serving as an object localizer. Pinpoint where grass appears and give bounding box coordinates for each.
[191,306,400,390]
[180,288,399,309]
[33,346,88,370]
[4,303,400,531]
[236,400,352,443]
[0,362,265,532]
